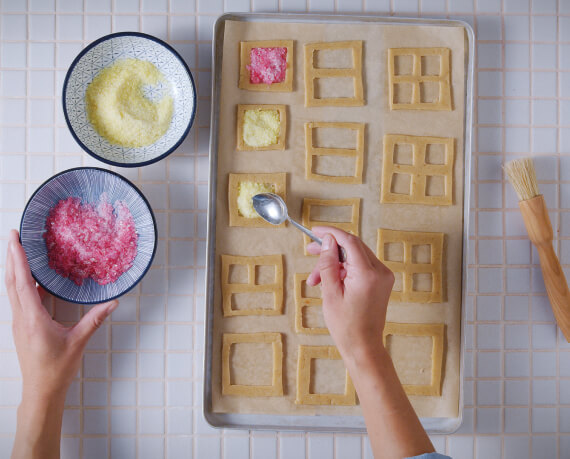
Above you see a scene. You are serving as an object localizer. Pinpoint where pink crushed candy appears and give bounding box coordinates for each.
[43,193,138,286]
[247,47,287,85]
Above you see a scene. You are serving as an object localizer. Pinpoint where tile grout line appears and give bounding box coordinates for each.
[79,1,86,456]
[471,0,479,453]
[134,4,142,458]
[499,2,507,457]
[555,1,562,457]
[1,2,569,458]
[193,1,203,458]
[163,3,171,457]
[106,4,115,458]
[528,0,534,445]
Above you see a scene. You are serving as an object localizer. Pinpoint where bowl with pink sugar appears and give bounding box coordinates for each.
[19,167,157,304]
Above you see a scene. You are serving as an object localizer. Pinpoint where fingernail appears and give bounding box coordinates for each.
[9,240,15,254]
[106,301,119,314]
[322,234,332,250]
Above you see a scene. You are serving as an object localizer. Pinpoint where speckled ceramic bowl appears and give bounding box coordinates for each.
[20,167,157,304]
[63,32,196,167]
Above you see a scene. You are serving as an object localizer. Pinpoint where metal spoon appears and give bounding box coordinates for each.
[252,193,347,262]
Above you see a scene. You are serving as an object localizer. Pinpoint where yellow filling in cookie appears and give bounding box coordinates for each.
[237,182,275,218]
[242,109,280,147]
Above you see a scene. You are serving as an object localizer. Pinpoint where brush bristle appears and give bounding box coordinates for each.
[504,157,540,202]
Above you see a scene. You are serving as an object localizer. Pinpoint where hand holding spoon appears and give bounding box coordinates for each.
[252,193,347,262]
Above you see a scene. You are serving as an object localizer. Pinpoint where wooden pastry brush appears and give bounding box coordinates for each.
[504,157,570,342]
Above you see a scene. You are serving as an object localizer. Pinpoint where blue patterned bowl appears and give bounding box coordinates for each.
[63,32,196,167]
[20,168,157,304]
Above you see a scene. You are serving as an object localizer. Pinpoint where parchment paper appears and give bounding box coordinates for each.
[211,19,466,419]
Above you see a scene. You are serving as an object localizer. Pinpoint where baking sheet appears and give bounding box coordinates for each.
[205,13,474,433]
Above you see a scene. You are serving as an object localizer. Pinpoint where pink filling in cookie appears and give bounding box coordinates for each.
[247,47,287,85]
[44,194,138,286]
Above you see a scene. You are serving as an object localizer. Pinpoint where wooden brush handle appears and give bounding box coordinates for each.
[519,195,570,342]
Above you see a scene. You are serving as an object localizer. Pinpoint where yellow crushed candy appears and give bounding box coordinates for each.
[237,182,275,218]
[85,58,174,148]
[242,109,280,147]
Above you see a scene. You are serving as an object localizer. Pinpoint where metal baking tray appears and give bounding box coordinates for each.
[204,12,474,434]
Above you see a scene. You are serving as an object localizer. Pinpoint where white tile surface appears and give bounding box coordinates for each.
[505,352,530,378]
[167,380,192,406]
[308,435,333,458]
[111,438,135,459]
[505,407,530,433]
[139,352,164,378]
[476,407,502,434]
[138,437,164,459]
[280,435,306,459]
[532,351,556,377]
[111,409,137,434]
[532,379,557,405]
[532,407,557,433]
[477,351,502,378]
[252,435,277,459]
[139,408,165,434]
[83,408,108,434]
[505,379,530,405]
[448,436,473,459]
[111,380,136,406]
[0,2,569,458]
[139,380,164,406]
[477,380,502,406]
[82,438,107,459]
[196,436,221,458]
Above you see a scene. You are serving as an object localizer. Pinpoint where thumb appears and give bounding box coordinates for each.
[71,300,118,346]
[318,234,343,300]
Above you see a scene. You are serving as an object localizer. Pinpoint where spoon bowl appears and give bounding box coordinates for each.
[252,192,346,262]
[252,193,288,225]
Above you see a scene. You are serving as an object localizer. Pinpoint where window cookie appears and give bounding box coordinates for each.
[381,134,454,206]
[295,345,356,405]
[236,104,287,151]
[304,41,364,107]
[383,323,445,396]
[222,332,284,397]
[239,40,294,92]
[388,47,452,111]
[294,273,328,335]
[221,254,284,317]
[305,121,365,184]
[228,173,286,228]
[377,228,444,303]
[301,197,360,254]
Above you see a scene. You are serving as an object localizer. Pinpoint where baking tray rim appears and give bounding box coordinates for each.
[203,11,475,435]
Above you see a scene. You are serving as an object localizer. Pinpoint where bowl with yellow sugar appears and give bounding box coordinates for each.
[63,32,196,167]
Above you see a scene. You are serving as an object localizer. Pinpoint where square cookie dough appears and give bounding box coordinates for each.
[388,47,452,111]
[228,172,287,228]
[236,104,287,151]
[381,134,455,206]
[304,41,364,107]
[383,323,445,396]
[239,40,294,91]
[221,254,284,317]
[295,345,356,405]
[305,121,365,184]
[377,228,444,303]
[222,332,284,397]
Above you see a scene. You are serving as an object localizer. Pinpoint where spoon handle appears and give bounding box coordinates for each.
[289,218,322,244]
[288,219,347,262]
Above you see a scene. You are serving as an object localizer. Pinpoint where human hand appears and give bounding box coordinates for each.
[5,230,118,404]
[306,227,394,363]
